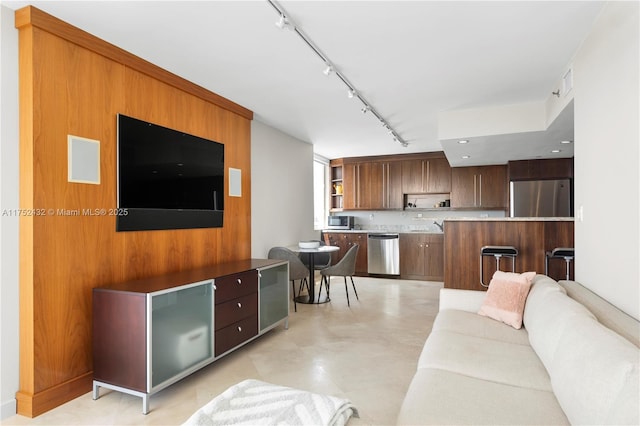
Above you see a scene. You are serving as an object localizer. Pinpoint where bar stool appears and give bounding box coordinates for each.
[480,245,518,287]
[545,247,575,280]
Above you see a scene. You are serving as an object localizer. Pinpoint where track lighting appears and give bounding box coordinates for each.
[268,0,407,147]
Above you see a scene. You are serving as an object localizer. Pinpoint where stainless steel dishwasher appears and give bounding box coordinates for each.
[367,233,400,275]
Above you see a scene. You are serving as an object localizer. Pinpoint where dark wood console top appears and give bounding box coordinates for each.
[95,259,285,294]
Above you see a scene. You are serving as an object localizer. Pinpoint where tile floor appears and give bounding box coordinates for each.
[2,276,442,426]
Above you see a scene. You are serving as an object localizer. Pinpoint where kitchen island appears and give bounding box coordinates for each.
[443,218,574,291]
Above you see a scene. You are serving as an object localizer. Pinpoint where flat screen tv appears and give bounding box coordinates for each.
[116,114,224,232]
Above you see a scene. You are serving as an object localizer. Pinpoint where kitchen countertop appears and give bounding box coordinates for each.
[322,229,443,234]
[444,217,575,222]
[322,218,573,235]
[322,217,573,235]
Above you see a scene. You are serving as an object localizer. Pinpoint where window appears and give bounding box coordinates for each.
[313,155,329,230]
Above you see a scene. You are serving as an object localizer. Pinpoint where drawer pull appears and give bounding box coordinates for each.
[237,326,242,332]
[236,279,242,285]
[237,302,242,308]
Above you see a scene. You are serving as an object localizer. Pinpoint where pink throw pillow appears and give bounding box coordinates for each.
[478,271,536,329]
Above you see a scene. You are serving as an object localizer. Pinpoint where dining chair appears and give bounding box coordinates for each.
[268,247,309,312]
[319,244,359,306]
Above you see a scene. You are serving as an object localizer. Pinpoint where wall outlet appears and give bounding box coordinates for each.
[417,213,423,218]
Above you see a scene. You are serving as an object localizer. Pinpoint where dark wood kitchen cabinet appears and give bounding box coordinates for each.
[450,165,507,209]
[323,232,368,275]
[400,233,444,281]
[334,153,451,211]
[508,158,574,181]
[343,162,375,210]
[402,157,451,194]
[343,161,403,210]
[371,161,403,209]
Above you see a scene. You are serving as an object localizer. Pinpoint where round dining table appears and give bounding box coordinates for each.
[287,244,339,304]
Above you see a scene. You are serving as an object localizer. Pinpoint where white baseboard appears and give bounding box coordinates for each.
[0,398,16,420]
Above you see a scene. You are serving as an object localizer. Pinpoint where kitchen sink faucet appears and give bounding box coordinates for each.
[433,221,444,232]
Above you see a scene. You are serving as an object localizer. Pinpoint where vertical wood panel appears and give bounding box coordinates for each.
[18,15,36,397]
[16,7,252,417]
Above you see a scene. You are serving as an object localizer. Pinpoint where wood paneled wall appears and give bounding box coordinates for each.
[15,6,252,417]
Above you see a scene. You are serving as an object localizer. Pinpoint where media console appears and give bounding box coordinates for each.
[92,259,289,414]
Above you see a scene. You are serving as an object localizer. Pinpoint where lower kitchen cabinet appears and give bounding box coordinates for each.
[400,233,444,281]
[92,259,288,414]
[323,232,368,275]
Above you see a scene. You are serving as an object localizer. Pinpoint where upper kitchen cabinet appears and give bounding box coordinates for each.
[402,157,451,194]
[342,160,403,210]
[450,165,507,209]
[508,158,574,181]
[371,161,403,210]
[343,162,372,210]
[333,152,450,211]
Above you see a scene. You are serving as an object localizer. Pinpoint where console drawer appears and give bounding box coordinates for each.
[215,270,257,304]
[215,315,258,356]
[215,292,257,331]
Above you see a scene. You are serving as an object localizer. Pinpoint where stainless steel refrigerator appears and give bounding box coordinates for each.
[509,179,572,217]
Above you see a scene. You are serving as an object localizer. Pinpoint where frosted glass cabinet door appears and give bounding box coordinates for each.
[150,281,213,388]
[259,263,289,331]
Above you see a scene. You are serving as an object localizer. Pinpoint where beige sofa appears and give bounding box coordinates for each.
[396,275,640,425]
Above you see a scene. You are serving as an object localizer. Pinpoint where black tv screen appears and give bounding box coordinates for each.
[116,114,224,231]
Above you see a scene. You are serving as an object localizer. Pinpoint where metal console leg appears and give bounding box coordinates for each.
[92,381,100,400]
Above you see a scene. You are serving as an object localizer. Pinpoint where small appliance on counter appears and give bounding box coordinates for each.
[327,215,355,230]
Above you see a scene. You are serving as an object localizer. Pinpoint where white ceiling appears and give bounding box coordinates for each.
[3,1,604,164]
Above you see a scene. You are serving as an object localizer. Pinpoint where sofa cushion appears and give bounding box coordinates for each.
[524,277,594,369]
[417,330,552,391]
[432,309,531,346]
[396,368,569,425]
[478,271,535,329]
[550,312,640,425]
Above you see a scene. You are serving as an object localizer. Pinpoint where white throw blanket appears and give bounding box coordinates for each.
[183,379,359,426]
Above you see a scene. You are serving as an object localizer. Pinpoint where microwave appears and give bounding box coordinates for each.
[327,215,354,230]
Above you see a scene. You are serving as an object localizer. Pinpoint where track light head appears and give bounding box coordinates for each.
[361,105,370,114]
[275,14,294,30]
[323,64,333,76]
[347,89,356,99]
